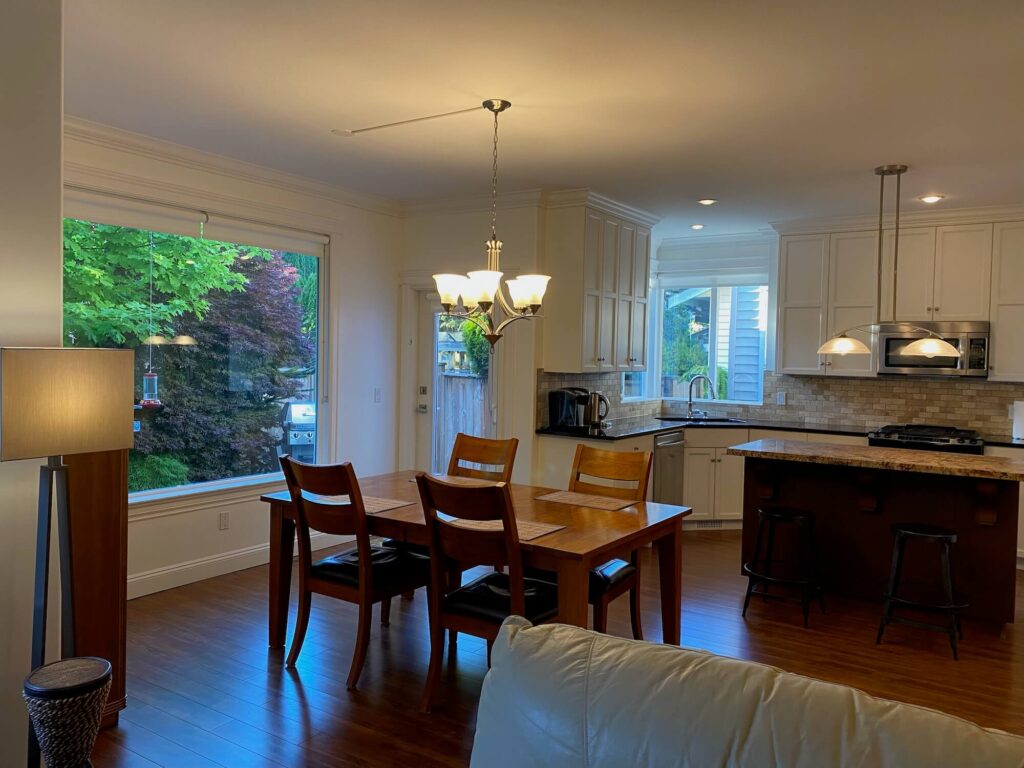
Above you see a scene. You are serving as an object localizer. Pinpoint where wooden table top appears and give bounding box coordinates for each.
[262,469,691,561]
[728,439,1024,482]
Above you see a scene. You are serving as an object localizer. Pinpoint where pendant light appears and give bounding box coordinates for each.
[432,100,551,347]
[817,165,960,359]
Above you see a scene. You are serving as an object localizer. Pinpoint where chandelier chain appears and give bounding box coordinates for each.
[491,109,499,240]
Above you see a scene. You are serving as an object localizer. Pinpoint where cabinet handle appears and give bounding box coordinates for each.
[926,306,932,311]
[596,357,606,362]
[825,361,832,366]
[934,306,940,312]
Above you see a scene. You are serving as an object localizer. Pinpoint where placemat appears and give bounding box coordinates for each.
[314,494,415,515]
[535,490,636,511]
[447,518,566,541]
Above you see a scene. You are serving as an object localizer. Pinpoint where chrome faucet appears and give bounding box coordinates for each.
[687,374,717,419]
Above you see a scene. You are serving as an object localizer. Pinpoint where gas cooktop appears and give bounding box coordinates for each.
[866,424,984,455]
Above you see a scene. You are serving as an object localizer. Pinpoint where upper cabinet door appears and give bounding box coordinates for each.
[826,231,878,376]
[989,222,1024,382]
[777,234,829,375]
[933,224,993,321]
[634,228,650,302]
[882,227,935,322]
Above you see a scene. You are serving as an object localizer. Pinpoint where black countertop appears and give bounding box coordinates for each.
[536,418,1024,449]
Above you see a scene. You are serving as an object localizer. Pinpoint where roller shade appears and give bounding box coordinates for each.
[64,188,205,238]
[655,236,774,288]
[204,215,328,258]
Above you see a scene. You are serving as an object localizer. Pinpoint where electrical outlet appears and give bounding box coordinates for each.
[776,391,787,406]
[218,511,229,531]
[374,387,382,403]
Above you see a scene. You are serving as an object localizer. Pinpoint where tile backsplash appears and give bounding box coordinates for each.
[537,370,1024,438]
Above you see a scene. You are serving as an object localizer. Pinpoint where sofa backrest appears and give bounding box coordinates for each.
[471,617,1024,768]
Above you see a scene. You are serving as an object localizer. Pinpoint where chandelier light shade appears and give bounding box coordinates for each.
[816,164,960,360]
[431,99,551,347]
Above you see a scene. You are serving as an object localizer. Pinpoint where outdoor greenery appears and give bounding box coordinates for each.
[461,320,491,377]
[661,291,728,399]
[63,219,318,492]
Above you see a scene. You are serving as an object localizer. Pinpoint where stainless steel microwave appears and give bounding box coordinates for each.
[876,321,989,377]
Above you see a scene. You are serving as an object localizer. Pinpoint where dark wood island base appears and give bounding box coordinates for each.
[728,440,1023,624]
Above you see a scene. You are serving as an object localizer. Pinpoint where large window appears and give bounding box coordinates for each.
[624,283,768,404]
[62,217,320,493]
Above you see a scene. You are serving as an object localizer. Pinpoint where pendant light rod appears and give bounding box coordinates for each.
[874,164,908,323]
[332,105,483,137]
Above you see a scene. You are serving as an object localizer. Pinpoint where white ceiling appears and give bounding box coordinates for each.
[65,0,1024,237]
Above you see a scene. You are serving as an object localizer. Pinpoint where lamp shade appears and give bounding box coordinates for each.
[0,347,135,461]
[817,335,871,355]
[902,336,961,359]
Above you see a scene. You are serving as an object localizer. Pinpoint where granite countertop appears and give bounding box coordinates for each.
[727,439,1024,482]
[535,417,1024,449]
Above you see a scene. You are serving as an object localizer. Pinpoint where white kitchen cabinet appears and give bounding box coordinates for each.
[542,200,653,373]
[826,231,878,376]
[989,222,1024,382]
[682,446,716,521]
[805,432,867,446]
[681,428,749,521]
[882,224,992,322]
[777,234,830,375]
[532,434,654,499]
[748,429,806,441]
[713,450,746,520]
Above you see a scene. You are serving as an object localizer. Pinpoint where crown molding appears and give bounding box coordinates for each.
[400,189,545,217]
[541,189,661,227]
[63,116,401,219]
[772,203,1024,236]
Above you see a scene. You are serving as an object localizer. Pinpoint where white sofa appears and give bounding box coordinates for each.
[471,617,1024,768]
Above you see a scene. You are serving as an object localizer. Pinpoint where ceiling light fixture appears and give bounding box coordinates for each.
[690,224,705,231]
[817,165,960,359]
[432,100,550,347]
[919,194,945,204]
[697,199,717,206]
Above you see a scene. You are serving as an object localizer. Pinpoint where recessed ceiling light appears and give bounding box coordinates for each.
[697,199,717,206]
[690,224,704,231]
[919,194,945,204]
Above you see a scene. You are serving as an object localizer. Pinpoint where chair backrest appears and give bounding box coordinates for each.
[415,473,526,615]
[280,456,372,577]
[447,433,519,482]
[568,444,653,501]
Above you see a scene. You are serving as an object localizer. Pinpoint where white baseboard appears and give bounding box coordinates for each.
[127,532,352,599]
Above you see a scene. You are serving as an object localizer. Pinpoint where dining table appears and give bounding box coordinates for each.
[261,470,692,645]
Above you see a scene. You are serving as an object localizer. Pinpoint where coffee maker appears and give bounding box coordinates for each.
[548,388,590,428]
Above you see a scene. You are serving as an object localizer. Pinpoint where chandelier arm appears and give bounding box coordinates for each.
[831,323,950,340]
[493,313,535,337]
[456,311,495,336]
[492,287,522,318]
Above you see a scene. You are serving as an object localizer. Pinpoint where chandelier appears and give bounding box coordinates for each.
[432,99,550,347]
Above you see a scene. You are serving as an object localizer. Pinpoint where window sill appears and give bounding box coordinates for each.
[660,397,764,407]
[128,472,286,522]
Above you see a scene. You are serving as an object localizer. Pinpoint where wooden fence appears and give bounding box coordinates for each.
[433,370,492,471]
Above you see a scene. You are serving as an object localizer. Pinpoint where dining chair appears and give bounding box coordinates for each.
[531,443,652,638]
[415,472,558,712]
[279,456,431,689]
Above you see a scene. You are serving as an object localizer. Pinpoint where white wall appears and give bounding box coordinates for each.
[63,120,404,596]
[399,203,542,483]
[0,1,64,763]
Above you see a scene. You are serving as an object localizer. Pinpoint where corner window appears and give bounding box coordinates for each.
[623,283,768,403]
[62,218,320,493]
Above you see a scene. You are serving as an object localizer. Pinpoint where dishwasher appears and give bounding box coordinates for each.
[653,430,685,505]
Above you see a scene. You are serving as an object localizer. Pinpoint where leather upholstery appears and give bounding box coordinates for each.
[444,573,558,625]
[471,618,1024,768]
[380,537,431,559]
[527,558,636,602]
[312,546,430,590]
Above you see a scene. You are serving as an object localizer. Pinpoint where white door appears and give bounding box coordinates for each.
[989,222,1024,381]
[415,293,497,472]
[682,447,715,520]
[713,449,746,520]
[882,227,935,322]
[826,231,878,376]
[933,224,993,321]
[777,234,829,375]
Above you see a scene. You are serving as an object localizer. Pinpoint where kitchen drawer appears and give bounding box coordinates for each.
[748,429,806,442]
[683,427,750,449]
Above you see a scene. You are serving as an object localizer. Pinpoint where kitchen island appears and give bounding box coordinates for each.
[726,439,1024,623]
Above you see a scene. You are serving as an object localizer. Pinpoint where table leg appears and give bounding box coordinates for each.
[655,521,683,645]
[555,558,589,629]
[269,504,295,648]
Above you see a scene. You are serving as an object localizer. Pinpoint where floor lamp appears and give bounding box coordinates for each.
[0,347,135,768]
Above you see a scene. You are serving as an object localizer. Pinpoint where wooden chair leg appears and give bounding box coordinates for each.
[421,618,445,713]
[381,597,392,627]
[447,564,462,650]
[347,600,373,690]
[628,585,644,640]
[285,589,311,668]
[592,597,608,634]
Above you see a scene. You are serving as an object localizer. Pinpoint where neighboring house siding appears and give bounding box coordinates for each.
[728,286,765,402]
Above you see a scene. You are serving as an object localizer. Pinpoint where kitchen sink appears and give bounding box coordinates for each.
[657,416,747,424]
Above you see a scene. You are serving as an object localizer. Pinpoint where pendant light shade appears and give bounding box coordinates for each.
[902,336,961,359]
[817,335,871,356]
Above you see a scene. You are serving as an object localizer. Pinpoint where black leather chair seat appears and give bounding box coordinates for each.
[527,558,636,602]
[380,538,431,559]
[312,545,430,590]
[443,572,558,624]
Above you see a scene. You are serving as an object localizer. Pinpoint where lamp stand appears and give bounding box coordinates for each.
[28,455,76,768]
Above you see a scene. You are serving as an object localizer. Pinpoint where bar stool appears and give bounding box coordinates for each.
[742,506,824,627]
[876,523,968,660]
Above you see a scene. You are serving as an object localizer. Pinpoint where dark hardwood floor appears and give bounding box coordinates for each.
[93,531,1024,767]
